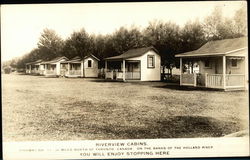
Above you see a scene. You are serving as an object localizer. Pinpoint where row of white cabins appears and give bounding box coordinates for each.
[26,37,248,91]
[26,55,100,78]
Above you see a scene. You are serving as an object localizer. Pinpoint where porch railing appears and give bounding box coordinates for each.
[125,71,140,80]
[39,70,45,75]
[60,69,67,76]
[31,69,41,74]
[105,71,140,80]
[181,73,196,86]
[69,70,81,75]
[206,74,223,88]
[116,72,123,79]
[31,70,37,74]
[106,71,113,79]
[46,70,56,75]
[181,73,245,89]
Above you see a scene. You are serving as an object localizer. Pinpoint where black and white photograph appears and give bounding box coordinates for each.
[1,1,249,159]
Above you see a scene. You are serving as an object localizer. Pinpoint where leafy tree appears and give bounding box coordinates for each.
[203,6,224,40]
[112,26,144,54]
[234,5,247,36]
[203,5,247,40]
[180,20,206,53]
[37,28,64,60]
[216,17,236,39]
[143,20,181,70]
[62,28,93,59]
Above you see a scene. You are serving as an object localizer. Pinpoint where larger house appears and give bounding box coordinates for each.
[175,37,248,91]
[104,46,161,81]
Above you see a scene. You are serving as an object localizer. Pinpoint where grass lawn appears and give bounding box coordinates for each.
[2,74,249,141]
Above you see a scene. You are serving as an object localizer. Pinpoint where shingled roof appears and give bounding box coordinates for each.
[176,37,247,57]
[105,46,159,60]
[26,59,43,65]
[61,54,100,63]
[41,56,69,64]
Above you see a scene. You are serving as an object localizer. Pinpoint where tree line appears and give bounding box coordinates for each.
[7,6,247,70]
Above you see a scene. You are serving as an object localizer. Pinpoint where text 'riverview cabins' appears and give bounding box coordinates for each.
[104,46,161,81]
[175,37,248,91]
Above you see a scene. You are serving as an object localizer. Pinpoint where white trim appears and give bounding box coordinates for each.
[84,54,100,61]
[122,60,125,81]
[175,52,225,57]
[180,58,182,86]
[175,47,247,58]
[181,83,195,86]
[225,47,247,54]
[223,56,226,89]
[226,85,245,89]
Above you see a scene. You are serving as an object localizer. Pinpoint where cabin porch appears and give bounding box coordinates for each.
[179,55,247,91]
[44,64,57,77]
[105,60,141,81]
[60,62,83,78]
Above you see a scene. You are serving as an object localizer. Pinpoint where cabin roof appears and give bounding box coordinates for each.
[84,54,100,61]
[61,54,100,63]
[175,37,247,57]
[105,46,159,60]
[61,56,82,63]
[25,59,43,65]
[41,56,69,64]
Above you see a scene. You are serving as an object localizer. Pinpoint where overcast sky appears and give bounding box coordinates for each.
[1,1,246,61]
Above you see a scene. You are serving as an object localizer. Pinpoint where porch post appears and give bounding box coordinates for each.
[180,58,182,86]
[223,56,226,89]
[205,73,208,87]
[194,72,197,87]
[81,61,84,77]
[123,60,125,81]
[29,65,31,74]
[105,60,107,79]
[44,64,47,75]
[191,61,194,74]
[68,63,70,76]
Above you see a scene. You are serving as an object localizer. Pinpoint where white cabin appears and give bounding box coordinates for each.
[105,46,161,81]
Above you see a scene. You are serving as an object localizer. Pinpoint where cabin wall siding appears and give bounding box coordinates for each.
[126,50,161,81]
[84,57,99,77]
[198,58,217,74]
[226,59,245,74]
[198,57,245,75]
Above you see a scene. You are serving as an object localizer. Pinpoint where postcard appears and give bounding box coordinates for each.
[1,1,249,159]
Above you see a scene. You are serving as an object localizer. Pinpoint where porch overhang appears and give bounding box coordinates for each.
[61,60,82,64]
[175,53,225,58]
[104,56,124,61]
[175,47,247,58]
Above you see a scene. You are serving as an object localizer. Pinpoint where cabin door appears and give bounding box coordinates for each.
[126,61,141,80]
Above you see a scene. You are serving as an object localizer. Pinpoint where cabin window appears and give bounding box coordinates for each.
[204,60,211,68]
[88,60,92,68]
[147,55,155,68]
[231,59,237,67]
